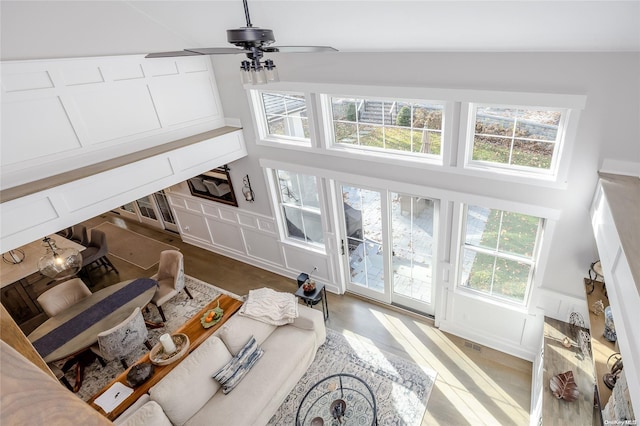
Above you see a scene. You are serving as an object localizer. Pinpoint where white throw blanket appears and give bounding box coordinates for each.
[239,287,299,326]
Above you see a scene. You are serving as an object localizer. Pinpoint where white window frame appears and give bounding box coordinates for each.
[456,203,544,307]
[457,91,585,187]
[247,82,585,188]
[321,94,447,164]
[248,89,314,148]
[463,102,568,177]
[264,166,327,252]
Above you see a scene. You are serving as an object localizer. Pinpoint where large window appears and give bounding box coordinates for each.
[467,104,566,175]
[275,169,323,246]
[329,96,444,159]
[248,84,584,187]
[460,205,541,304]
[253,91,310,144]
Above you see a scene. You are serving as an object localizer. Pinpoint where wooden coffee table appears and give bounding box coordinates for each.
[88,294,243,420]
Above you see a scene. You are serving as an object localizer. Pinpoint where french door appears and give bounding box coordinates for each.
[116,191,179,233]
[339,184,436,315]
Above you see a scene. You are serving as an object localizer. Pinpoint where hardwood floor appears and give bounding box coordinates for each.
[78,212,532,425]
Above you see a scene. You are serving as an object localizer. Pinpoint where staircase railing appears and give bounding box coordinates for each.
[356,99,365,120]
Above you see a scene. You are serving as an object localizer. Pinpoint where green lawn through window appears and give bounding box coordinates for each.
[466,208,540,302]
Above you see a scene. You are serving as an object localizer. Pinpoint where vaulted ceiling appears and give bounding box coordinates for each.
[1,1,639,61]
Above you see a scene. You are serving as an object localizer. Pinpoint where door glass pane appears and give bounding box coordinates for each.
[136,196,157,220]
[121,202,135,213]
[342,186,383,293]
[391,194,434,303]
[154,191,176,225]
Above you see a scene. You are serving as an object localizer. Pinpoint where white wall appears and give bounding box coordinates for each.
[209,52,639,358]
[212,51,640,301]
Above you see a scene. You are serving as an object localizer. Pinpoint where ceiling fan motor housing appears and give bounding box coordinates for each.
[227,27,275,48]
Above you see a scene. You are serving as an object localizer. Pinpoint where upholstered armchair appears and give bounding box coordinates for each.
[202,180,231,197]
[91,307,151,369]
[81,228,119,275]
[36,278,92,317]
[150,250,192,322]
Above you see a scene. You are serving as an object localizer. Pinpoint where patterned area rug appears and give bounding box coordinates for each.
[268,329,437,426]
[61,275,243,402]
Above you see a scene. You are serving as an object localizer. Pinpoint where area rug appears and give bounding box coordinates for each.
[91,222,179,270]
[268,329,437,426]
[62,275,244,402]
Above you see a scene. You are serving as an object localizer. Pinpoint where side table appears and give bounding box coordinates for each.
[295,283,329,321]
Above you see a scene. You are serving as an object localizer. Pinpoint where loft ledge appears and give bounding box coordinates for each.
[0,126,242,203]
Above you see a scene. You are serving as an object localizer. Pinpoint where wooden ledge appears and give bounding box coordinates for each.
[1,126,242,203]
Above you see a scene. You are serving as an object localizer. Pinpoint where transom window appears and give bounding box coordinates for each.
[468,104,566,174]
[329,96,444,158]
[275,169,323,246]
[254,91,310,144]
[460,205,541,304]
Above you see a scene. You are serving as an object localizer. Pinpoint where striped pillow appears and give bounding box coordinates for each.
[212,336,264,394]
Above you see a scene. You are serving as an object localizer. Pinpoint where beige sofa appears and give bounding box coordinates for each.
[116,304,326,426]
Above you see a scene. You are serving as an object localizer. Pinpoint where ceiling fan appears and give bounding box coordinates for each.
[145,0,337,84]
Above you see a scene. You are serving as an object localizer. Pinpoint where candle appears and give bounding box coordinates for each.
[159,333,176,354]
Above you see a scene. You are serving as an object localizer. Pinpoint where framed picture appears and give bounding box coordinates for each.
[187,165,238,207]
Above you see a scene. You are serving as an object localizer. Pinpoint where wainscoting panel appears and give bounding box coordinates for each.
[1,54,225,188]
[438,289,539,360]
[1,96,81,165]
[205,217,245,253]
[0,196,59,238]
[149,72,220,127]
[168,190,339,294]
[69,84,161,146]
[242,229,283,266]
[282,245,331,282]
[62,157,174,212]
[175,209,210,245]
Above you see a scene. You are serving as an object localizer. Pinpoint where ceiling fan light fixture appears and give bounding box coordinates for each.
[249,60,267,85]
[240,60,253,84]
[264,59,279,83]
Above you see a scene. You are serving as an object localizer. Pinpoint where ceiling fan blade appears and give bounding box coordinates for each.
[185,47,248,55]
[266,46,338,53]
[145,50,204,58]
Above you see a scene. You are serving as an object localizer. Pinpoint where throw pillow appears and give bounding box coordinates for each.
[290,314,315,330]
[218,316,276,355]
[212,336,264,394]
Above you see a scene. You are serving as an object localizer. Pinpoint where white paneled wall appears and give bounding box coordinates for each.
[0,130,247,252]
[168,191,338,294]
[0,54,249,252]
[1,55,225,188]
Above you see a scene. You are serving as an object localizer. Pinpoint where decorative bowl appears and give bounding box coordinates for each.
[302,280,316,295]
[200,302,224,329]
[150,333,189,366]
[126,362,154,387]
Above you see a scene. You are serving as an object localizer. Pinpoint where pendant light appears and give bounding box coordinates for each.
[37,237,83,280]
